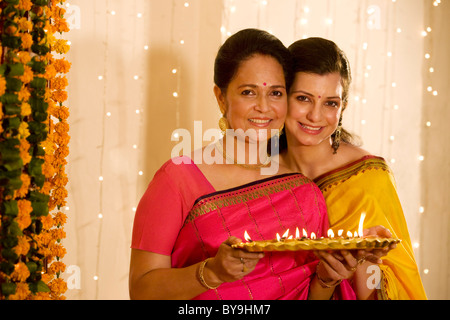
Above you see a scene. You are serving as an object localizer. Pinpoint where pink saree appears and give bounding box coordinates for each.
[132,157,356,300]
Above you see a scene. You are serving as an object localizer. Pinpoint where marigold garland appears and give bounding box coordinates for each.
[0,0,70,300]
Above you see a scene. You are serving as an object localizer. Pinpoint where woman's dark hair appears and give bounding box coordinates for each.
[280,37,360,151]
[214,28,293,94]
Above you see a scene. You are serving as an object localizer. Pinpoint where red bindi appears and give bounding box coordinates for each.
[263,82,267,86]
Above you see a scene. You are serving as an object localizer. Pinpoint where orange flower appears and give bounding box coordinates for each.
[52,105,70,121]
[51,90,68,103]
[53,19,70,33]
[0,75,6,96]
[44,64,57,80]
[20,33,33,50]
[52,39,70,54]
[48,278,67,296]
[54,120,69,135]
[50,76,68,90]
[20,102,31,117]
[51,244,67,259]
[11,261,30,282]
[40,214,54,230]
[19,65,33,84]
[8,282,31,300]
[53,211,67,226]
[16,199,32,230]
[17,0,33,11]
[48,261,66,275]
[14,173,31,198]
[18,17,33,32]
[53,58,71,74]
[17,51,31,64]
[13,235,31,256]
[18,86,31,102]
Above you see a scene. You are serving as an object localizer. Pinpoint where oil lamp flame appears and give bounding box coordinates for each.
[327,229,334,238]
[354,231,359,237]
[276,233,281,241]
[347,231,353,238]
[310,232,316,239]
[295,227,300,239]
[244,230,251,242]
[282,229,290,239]
[358,212,366,238]
[338,229,344,237]
[302,228,308,237]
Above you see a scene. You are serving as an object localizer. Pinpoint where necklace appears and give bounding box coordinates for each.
[215,139,272,170]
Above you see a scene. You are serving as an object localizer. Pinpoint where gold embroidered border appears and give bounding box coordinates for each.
[314,157,391,192]
[185,175,311,225]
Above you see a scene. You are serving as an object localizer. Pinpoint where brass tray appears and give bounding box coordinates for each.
[232,237,401,252]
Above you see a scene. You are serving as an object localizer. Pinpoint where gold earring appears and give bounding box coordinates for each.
[218,117,229,134]
[278,124,284,137]
[332,115,343,154]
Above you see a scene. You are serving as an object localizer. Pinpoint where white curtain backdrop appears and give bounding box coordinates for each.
[60,0,449,299]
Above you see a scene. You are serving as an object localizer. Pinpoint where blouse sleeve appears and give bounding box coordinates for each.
[131,161,186,255]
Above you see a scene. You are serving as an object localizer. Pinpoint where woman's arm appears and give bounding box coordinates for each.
[129,237,264,300]
[129,249,213,300]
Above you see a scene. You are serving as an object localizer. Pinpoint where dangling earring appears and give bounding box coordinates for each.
[218,117,229,134]
[278,124,284,138]
[332,115,343,154]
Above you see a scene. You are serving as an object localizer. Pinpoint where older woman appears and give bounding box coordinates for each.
[281,37,426,300]
[129,29,357,300]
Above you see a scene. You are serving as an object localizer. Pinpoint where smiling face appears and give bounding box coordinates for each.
[286,71,343,148]
[214,54,287,142]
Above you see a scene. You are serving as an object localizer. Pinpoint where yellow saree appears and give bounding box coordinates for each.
[314,155,427,300]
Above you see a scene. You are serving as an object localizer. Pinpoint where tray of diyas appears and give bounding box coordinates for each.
[232,237,401,252]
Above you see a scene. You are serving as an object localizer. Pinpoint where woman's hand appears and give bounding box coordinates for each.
[361,225,397,264]
[204,236,265,286]
[314,249,363,285]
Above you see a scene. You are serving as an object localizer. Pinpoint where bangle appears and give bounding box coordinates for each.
[197,258,220,290]
[316,262,342,288]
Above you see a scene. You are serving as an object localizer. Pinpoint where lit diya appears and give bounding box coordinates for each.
[232,213,401,252]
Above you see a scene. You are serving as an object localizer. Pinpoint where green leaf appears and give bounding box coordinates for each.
[8,220,23,237]
[31,43,49,55]
[1,35,21,50]
[1,200,18,217]
[30,76,47,90]
[26,261,38,273]
[1,282,17,297]
[29,280,50,294]
[1,248,19,262]
[1,92,20,104]
[7,63,24,77]
[2,116,21,130]
[30,59,46,74]
[32,0,48,6]
[0,261,15,276]
[4,104,21,116]
[6,77,23,92]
